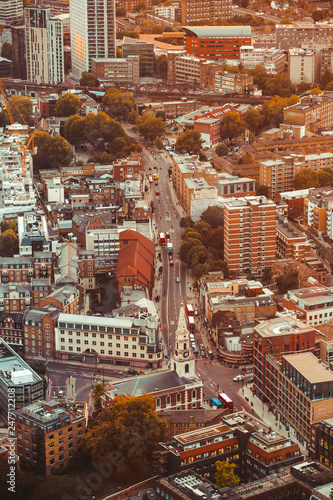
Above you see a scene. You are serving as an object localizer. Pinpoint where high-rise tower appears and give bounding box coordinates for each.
[70,0,116,80]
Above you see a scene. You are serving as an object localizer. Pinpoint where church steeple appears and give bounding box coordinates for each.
[171,307,196,378]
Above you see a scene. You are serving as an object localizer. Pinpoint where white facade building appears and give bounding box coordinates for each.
[25,6,64,84]
[289,48,315,85]
[70,0,116,80]
[0,0,23,26]
[154,5,177,20]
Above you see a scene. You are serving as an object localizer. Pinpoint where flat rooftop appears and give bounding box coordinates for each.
[172,423,231,445]
[284,352,333,384]
[255,316,313,338]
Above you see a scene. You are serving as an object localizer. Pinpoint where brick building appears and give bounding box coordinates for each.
[253,316,317,411]
[31,279,52,308]
[283,286,333,326]
[180,0,232,25]
[24,308,60,358]
[193,105,238,148]
[39,285,80,315]
[223,196,277,275]
[283,93,333,134]
[0,257,34,284]
[183,26,252,61]
[78,250,96,291]
[112,154,143,182]
[14,400,87,475]
[276,215,311,260]
[0,313,24,353]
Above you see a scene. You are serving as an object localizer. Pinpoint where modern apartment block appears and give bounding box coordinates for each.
[0,0,23,26]
[0,338,43,414]
[11,25,26,80]
[289,48,315,85]
[183,26,252,61]
[279,352,333,446]
[223,196,277,275]
[253,317,317,411]
[304,187,333,236]
[283,286,333,326]
[91,56,140,84]
[276,215,311,260]
[240,46,286,73]
[14,400,87,475]
[70,0,116,80]
[25,5,64,84]
[213,71,253,94]
[310,418,333,468]
[122,37,154,77]
[180,0,232,25]
[153,411,302,482]
[276,23,333,50]
[283,93,333,134]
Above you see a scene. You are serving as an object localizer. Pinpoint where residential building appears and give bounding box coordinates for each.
[55,305,164,368]
[276,215,311,260]
[259,158,295,198]
[180,0,232,25]
[14,400,87,475]
[112,154,143,182]
[253,316,317,412]
[24,308,59,358]
[116,0,152,10]
[25,5,64,84]
[0,339,43,414]
[91,56,140,85]
[310,418,333,468]
[39,286,80,315]
[276,23,333,50]
[154,5,179,20]
[78,250,96,292]
[274,189,309,219]
[193,104,238,148]
[153,411,302,481]
[0,257,34,284]
[304,187,333,235]
[11,25,26,80]
[213,71,253,94]
[44,177,64,204]
[320,47,333,81]
[0,312,24,353]
[224,196,277,275]
[240,46,286,73]
[0,0,23,26]
[289,48,315,85]
[279,352,333,446]
[158,409,226,442]
[0,284,31,313]
[70,0,116,80]
[183,26,252,61]
[283,286,333,326]
[31,279,52,308]
[283,93,333,134]
[122,37,154,77]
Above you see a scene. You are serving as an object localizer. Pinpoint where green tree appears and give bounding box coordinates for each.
[102,87,134,120]
[322,70,333,88]
[1,42,12,60]
[265,74,294,97]
[93,383,106,409]
[256,184,270,197]
[297,81,312,93]
[33,131,73,171]
[0,229,18,257]
[262,267,272,283]
[179,215,194,228]
[214,460,240,488]
[215,143,228,157]
[55,93,81,117]
[128,109,139,124]
[318,167,333,187]
[83,111,126,145]
[276,268,299,293]
[63,114,85,146]
[82,394,166,477]
[80,71,99,87]
[262,95,299,127]
[154,136,164,149]
[252,65,268,90]
[135,115,165,142]
[179,237,202,266]
[0,455,39,500]
[175,129,203,154]
[155,54,168,77]
[244,108,265,134]
[280,16,292,24]
[221,112,246,141]
[312,9,326,22]
[239,152,254,164]
[7,95,34,125]
[200,205,224,229]
[152,24,164,34]
[31,475,78,500]
[293,168,319,189]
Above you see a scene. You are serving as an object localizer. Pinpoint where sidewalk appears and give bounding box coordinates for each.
[238,384,308,458]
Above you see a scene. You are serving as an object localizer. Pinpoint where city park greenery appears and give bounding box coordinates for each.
[214,460,241,488]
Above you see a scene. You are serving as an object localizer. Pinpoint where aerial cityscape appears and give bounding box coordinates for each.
[3,0,333,499]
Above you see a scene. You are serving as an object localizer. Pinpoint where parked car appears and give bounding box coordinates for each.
[248,376,254,383]
[128,368,139,375]
[58,390,64,397]
[191,342,196,349]
[233,374,245,382]
[176,277,180,283]
[189,333,195,341]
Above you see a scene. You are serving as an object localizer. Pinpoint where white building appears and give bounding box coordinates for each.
[154,5,178,20]
[70,0,116,81]
[44,177,64,203]
[25,5,64,84]
[289,48,315,85]
[0,0,23,26]
[240,46,286,73]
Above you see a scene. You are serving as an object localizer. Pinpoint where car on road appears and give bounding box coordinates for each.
[58,390,64,397]
[191,342,196,349]
[248,376,253,383]
[189,333,195,341]
[156,191,160,195]
[169,259,174,266]
[233,374,245,382]
[176,277,180,283]
[128,368,139,375]
[200,350,205,357]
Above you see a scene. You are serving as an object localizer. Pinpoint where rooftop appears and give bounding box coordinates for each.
[183,26,252,39]
[284,352,333,384]
[0,339,42,387]
[255,316,314,338]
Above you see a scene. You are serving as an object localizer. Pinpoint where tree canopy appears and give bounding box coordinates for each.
[82,394,166,478]
[175,129,203,155]
[155,54,168,78]
[80,71,99,87]
[102,87,135,121]
[63,115,85,146]
[292,167,321,190]
[200,205,224,229]
[0,229,19,257]
[33,131,73,171]
[93,383,106,409]
[135,115,166,142]
[55,93,81,117]
[0,95,34,127]
[265,74,295,97]
[1,42,12,60]
[214,461,240,488]
[215,143,228,157]
[221,112,246,141]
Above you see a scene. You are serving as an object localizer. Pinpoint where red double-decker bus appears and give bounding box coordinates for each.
[185,304,194,317]
[159,232,166,246]
[218,392,233,412]
[187,316,195,333]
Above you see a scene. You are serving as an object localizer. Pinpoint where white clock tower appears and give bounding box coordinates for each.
[171,307,196,378]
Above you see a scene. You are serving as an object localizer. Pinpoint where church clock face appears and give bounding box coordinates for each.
[183,350,189,358]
